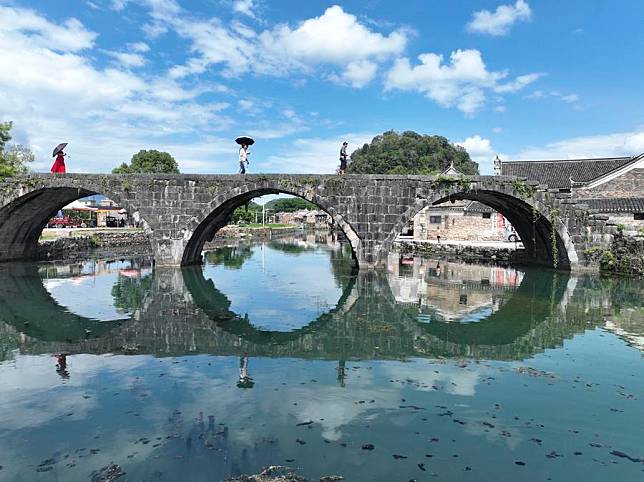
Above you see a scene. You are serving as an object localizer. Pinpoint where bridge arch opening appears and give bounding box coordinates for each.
[182,187,361,267]
[0,186,152,263]
[383,189,573,270]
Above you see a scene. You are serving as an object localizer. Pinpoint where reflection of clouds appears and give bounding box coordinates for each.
[379,359,488,396]
[203,245,342,331]
[0,354,148,430]
[43,274,128,321]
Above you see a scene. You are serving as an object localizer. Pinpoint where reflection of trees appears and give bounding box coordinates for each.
[266,241,308,255]
[203,246,253,269]
[111,274,153,313]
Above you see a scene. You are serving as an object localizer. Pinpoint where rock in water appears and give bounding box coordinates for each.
[90,463,126,482]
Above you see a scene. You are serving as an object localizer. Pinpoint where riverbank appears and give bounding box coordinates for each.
[394,238,522,265]
[36,225,305,261]
[585,231,644,277]
[38,229,150,261]
[213,224,302,240]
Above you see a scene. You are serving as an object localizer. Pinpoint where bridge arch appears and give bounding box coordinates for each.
[181,180,362,266]
[379,182,578,270]
[0,177,153,262]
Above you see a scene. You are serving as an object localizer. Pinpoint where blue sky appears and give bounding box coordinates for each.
[1,0,643,174]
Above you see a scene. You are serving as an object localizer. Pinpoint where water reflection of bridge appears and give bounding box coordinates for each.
[3,249,640,363]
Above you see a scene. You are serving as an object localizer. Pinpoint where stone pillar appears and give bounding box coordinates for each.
[151,230,188,267]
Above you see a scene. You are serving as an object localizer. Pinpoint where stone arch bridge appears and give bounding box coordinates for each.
[0,173,613,270]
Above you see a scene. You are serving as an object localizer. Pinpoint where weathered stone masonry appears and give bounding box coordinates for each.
[0,173,616,270]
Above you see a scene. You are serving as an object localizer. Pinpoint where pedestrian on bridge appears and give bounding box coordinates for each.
[338,141,348,174]
[235,136,254,174]
[51,143,68,173]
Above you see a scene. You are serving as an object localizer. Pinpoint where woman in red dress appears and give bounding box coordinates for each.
[51,151,66,173]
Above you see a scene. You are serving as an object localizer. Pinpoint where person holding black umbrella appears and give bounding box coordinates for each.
[51,143,68,173]
[236,136,254,174]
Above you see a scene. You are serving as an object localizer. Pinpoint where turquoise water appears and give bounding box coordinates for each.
[0,234,643,481]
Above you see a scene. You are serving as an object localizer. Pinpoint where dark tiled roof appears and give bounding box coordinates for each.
[578,197,644,213]
[501,156,636,189]
[464,201,494,213]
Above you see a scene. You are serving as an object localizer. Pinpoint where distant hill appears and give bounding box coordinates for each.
[346,130,479,175]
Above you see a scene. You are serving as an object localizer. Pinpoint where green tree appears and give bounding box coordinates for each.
[346,130,479,175]
[0,122,34,177]
[113,149,179,174]
[231,201,262,224]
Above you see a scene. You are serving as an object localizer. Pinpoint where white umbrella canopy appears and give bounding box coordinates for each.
[62,200,98,211]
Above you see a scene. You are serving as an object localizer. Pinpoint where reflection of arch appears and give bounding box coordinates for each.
[181,265,358,344]
[0,181,153,262]
[381,187,575,270]
[6,264,610,361]
[0,263,131,341]
[181,183,361,266]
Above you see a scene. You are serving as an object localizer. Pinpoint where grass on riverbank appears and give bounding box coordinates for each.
[241,223,294,229]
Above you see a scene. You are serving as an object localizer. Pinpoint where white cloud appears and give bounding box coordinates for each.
[525,89,580,105]
[492,127,504,133]
[455,135,496,173]
[466,0,532,37]
[232,0,257,19]
[510,129,644,161]
[560,93,579,103]
[0,5,236,174]
[153,5,406,86]
[259,6,406,67]
[0,5,97,52]
[385,49,537,114]
[261,132,376,173]
[330,60,379,88]
[494,72,542,93]
[127,41,150,53]
[495,105,507,112]
[107,51,147,68]
[142,21,168,38]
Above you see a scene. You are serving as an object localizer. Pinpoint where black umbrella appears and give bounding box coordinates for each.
[52,143,68,157]
[235,136,255,146]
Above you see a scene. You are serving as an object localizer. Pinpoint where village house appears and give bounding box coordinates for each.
[499,152,644,229]
[405,152,644,242]
[274,209,331,228]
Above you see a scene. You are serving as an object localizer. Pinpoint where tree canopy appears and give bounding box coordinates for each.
[231,201,262,224]
[0,122,34,177]
[346,130,479,175]
[264,197,316,212]
[113,149,179,174]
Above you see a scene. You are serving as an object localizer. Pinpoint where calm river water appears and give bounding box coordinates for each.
[0,234,643,481]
